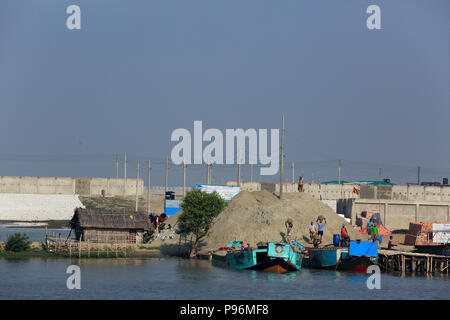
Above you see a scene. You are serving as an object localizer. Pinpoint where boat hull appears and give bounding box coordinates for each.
[212,242,303,273]
[303,242,377,273]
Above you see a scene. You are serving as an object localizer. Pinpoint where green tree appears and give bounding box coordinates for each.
[178,189,226,258]
[5,233,31,252]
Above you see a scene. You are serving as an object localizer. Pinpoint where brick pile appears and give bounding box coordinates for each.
[404,221,449,246]
[355,210,380,231]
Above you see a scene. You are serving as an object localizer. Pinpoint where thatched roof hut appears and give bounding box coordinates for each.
[70,208,154,243]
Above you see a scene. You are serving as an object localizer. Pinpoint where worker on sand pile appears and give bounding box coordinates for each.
[309,222,317,243]
[298,176,304,192]
[316,217,326,242]
[285,219,294,238]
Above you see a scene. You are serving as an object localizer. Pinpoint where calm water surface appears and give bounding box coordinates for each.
[0,257,448,300]
[0,226,70,242]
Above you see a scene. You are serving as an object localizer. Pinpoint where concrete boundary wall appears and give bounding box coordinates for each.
[0,176,75,194]
[346,199,450,230]
[226,182,359,200]
[0,176,143,197]
[362,184,450,202]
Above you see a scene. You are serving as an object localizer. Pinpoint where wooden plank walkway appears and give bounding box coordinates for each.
[378,249,449,274]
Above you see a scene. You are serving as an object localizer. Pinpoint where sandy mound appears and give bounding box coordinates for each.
[199,190,360,253]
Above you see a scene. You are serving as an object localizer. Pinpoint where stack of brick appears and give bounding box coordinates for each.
[355,210,379,230]
[404,221,449,246]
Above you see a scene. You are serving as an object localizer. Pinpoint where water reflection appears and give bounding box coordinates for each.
[0,255,448,299]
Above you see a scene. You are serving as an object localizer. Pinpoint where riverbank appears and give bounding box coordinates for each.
[0,241,163,259]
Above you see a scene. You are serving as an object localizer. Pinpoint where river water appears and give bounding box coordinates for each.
[0,227,448,300]
[0,257,448,300]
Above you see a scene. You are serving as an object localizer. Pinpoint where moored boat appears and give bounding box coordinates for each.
[212,241,303,273]
[302,240,377,273]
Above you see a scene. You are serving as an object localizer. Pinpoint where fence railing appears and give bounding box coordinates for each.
[44,235,130,258]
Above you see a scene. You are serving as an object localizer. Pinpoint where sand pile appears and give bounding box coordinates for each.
[199,190,360,253]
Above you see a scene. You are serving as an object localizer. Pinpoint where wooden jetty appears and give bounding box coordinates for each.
[378,249,449,274]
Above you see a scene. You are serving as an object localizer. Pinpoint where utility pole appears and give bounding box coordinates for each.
[250,164,254,183]
[237,148,241,186]
[291,160,295,183]
[123,152,127,197]
[124,153,127,179]
[417,166,421,185]
[378,167,382,181]
[165,158,169,193]
[280,115,285,199]
[183,158,186,197]
[135,160,140,212]
[338,159,341,184]
[147,160,151,214]
[207,154,211,184]
[115,155,119,179]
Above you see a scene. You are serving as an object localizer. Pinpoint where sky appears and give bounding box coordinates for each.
[0,0,449,186]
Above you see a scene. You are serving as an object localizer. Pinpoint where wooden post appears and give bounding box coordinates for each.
[411,258,416,273]
[69,240,71,257]
[431,256,433,273]
[87,240,90,258]
[106,244,108,257]
[78,240,81,258]
[115,240,118,258]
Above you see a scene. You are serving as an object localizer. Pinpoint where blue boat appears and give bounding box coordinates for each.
[212,240,303,273]
[302,240,378,273]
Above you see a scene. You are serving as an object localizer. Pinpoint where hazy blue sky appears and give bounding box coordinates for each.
[1,0,449,185]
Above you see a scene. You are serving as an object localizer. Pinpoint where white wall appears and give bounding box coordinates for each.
[0,194,84,221]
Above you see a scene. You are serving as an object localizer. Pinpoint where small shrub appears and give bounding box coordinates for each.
[5,233,31,252]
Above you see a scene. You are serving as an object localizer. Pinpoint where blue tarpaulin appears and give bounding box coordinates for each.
[349,241,378,257]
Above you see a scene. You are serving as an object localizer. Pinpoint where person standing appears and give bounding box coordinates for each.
[387,236,396,250]
[298,176,304,192]
[340,224,350,246]
[309,221,317,243]
[367,218,374,241]
[372,223,379,242]
[316,218,326,242]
